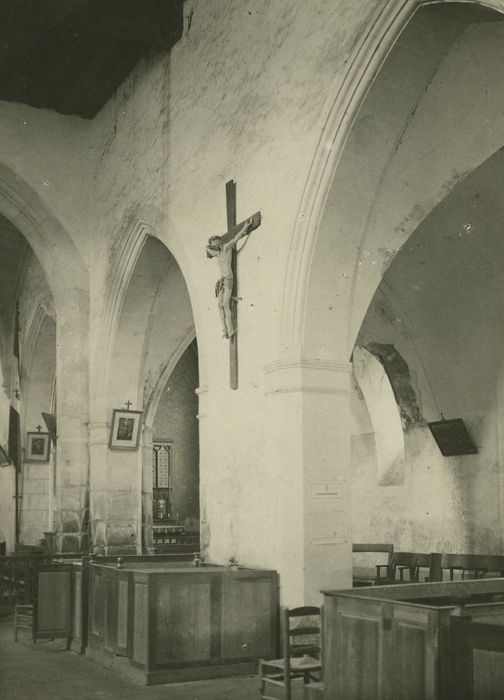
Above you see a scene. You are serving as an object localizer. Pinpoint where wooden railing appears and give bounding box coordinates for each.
[0,554,50,614]
[0,547,200,618]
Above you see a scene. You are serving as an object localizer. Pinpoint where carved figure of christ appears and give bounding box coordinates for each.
[206,179,261,389]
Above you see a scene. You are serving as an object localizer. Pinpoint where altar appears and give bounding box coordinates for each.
[86,559,279,685]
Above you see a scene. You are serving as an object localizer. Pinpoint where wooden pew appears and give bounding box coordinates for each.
[323,577,504,700]
[375,551,419,584]
[439,553,504,581]
[352,543,393,587]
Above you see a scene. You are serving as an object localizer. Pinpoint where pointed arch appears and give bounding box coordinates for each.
[280,0,504,360]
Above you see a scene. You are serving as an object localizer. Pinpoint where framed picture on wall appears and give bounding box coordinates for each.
[109,409,143,450]
[26,432,50,462]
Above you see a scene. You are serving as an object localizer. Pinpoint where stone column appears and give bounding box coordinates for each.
[141,425,154,551]
[88,417,141,555]
[53,313,90,553]
[265,358,353,605]
[195,386,208,559]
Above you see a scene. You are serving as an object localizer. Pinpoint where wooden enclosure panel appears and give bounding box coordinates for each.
[394,623,426,700]
[73,570,82,641]
[37,570,71,636]
[133,582,149,665]
[220,574,276,660]
[117,578,129,652]
[91,569,103,637]
[325,593,440,700]
[336,613,380,698]
[154,579,212,665]
[473,650,504,699]
[104,571,118,652]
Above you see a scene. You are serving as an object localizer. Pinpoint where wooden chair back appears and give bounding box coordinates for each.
[440,553,504,581]
[352,543,394,586]
[376,551,419,583]
[282,606,322,662]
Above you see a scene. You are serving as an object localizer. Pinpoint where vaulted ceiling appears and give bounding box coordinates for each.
[0,0,184,119]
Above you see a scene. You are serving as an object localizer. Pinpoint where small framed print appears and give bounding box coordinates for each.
[109,410,143,450]
[26,432,50,463]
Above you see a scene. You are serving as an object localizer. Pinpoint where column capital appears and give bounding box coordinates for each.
[195,385,209,420]
[264,357,352,395]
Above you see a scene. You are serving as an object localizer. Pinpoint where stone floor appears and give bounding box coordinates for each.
[0,614,308,699]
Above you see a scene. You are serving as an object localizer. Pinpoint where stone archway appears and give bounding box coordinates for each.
[90,224,199,554]
[19,306,56,545]
[0,164,89,552]
[272,0,504,601]
[282,0,504,361]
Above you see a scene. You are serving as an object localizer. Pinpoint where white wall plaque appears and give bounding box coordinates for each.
[310,480,346,544]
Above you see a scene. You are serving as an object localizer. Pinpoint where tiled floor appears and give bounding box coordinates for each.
[0,615,310,699]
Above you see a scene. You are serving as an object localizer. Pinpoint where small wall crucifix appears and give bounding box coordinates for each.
[206,180,261,389]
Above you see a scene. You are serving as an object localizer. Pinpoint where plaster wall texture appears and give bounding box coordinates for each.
[0,102,94,263]
[352,145,504,554]
[304,16,504,362]
[2,0,500,595]
[79,0,376,593]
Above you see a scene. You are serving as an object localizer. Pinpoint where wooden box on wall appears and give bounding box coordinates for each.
[87,562,279,685]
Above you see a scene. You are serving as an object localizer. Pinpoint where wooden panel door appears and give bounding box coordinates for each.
[330,598,382,699]
[103,567,118,652]
[35,565,72,642]
[385,606,437,700]
[153,572,213,667]
[220,571,278,661]
[450,617,504,700]
[90,566,103,641]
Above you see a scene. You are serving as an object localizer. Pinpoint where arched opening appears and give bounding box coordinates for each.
[150,340,200,549]
[0,166,89,554]
[302,2,504,361]
[94,233,199,554]
[352,147,504,553]
[278,1,504,597]
[20,305,56,546]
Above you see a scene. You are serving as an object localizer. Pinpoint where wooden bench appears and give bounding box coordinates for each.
[438,553,504,581]
[352,544,394,586]
[375,551,419,584]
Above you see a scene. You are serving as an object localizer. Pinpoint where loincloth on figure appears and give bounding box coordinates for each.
[215,276,233,297]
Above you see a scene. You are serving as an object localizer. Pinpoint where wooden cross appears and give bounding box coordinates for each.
[125,400,133,411]
[35,425,43,432]
[219,180,261,389]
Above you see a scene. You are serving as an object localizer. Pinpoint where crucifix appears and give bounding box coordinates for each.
[124,400,133,411]
[206,180,261,389]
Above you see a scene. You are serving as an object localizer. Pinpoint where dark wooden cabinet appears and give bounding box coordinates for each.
[87,562,279,685]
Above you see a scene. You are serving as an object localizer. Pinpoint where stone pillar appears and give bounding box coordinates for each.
[88,420,108,554]
[88,418,141,555]
[53,313,90,553]
[265,358,353,605]
[195,386,209,559]
[141,425,154,550]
